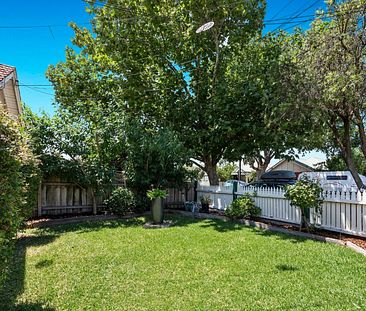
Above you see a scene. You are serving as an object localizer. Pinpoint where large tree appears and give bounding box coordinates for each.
[293,0,366,189]
[47,0,266,185]
[222,33,321,179]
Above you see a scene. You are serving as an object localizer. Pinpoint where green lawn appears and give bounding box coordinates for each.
[1,215,366,311]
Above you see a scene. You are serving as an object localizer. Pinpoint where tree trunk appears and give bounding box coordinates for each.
[340,116,364,189]
[354,110,366,159]
[205,162,219,186]
[343,151,364,189]
[251,150,274,180]
[255,167,267,180]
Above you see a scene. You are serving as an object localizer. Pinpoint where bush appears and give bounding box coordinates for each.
[225,194,261,220]
[0,107,40,286]
[104,187,136,216]
[285,176,323,230]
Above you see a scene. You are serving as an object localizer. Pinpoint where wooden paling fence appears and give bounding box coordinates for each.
[37,182,99,216]
[37,179,196,216]
[197,182,366,238]
[164,184,195,209]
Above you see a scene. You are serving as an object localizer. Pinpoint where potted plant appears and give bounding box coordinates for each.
[147,188,168,224]
[200,194,212,213]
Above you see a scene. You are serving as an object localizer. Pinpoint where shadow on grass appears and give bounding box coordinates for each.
[163,211,245,232]
[253,228,307,244]
[37,217,147,236]
[197,219,244,233]
[0,235,57,311]
[169,213,310,245]
[275,264,299,272]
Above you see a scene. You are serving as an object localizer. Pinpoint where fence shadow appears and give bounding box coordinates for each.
[36,217,147,236]
[196,218,244,233]
[167,212,310,243]
[253,228,308,244]
[0,235,57,311]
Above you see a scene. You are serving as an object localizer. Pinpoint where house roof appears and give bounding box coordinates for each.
[0,64,15,82]
[268,159,315,172]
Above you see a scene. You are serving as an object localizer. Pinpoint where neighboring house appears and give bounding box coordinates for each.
[0,64,22,116]
[267,159,315,178]
[231,164,253,183]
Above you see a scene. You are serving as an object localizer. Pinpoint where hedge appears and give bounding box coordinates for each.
[0,107,40,286]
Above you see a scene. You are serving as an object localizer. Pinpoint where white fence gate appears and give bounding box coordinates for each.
[197,183,366,238]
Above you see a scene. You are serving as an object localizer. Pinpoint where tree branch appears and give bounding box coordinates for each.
[190,159,205,170]
[165,58,191,98]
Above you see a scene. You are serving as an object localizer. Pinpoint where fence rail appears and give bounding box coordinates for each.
[197,183,366,238]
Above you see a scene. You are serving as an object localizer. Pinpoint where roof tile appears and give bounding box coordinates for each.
[0,64,15,82]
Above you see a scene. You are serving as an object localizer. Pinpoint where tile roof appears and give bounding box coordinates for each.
[0,64,15,82]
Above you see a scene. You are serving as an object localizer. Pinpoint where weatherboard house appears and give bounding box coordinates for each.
[0,64,22,116]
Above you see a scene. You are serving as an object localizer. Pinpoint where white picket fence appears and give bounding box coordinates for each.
[197,183,366,238]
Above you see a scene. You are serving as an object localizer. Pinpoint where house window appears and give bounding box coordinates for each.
[326,175,348,181]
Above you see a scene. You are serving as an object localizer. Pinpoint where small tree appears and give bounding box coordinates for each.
[285,177,323,231]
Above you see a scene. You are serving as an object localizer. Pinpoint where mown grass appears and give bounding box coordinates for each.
[1,215,366,310]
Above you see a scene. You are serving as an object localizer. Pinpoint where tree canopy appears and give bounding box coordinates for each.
[47,0,266,185]
[292,0,366,188]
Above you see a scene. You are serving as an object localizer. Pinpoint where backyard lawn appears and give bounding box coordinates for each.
[1,215,366,311]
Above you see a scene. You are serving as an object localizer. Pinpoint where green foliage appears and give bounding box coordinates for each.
[224,33,320,167]
[217,162,236,182]
[0,107,40,286]
[46,0,266,185]
[147,189,168,200]
[225,194,260,220]
[291,0,366,188]
[326,148,366,176]
[24,105,127,194]
[199,194,212,205]
[285,177,323,230]
[104,187,136,216]
[125,120,192,193]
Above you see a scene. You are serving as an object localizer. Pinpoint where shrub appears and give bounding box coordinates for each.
[200,194,212,205]
[104,187,136,216]
[147,188,168,200]
[225,194,261,220]
[284,176,323,230]
[0,107,40,286]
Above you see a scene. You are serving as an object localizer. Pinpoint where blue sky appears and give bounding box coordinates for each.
[0,0,326,160]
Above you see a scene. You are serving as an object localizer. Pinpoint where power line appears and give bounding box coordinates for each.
[17,4,366,90]
[273,0,322,32]
[22,85,55,96]
[1,1,364,31]
[0,22,90,29]
[0,1,323,30]
[270,0,297,20]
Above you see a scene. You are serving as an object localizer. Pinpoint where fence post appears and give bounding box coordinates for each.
[92,190,97,215]
[37,184,42,217]
[194,180,198,202]
[233,181,238,201]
